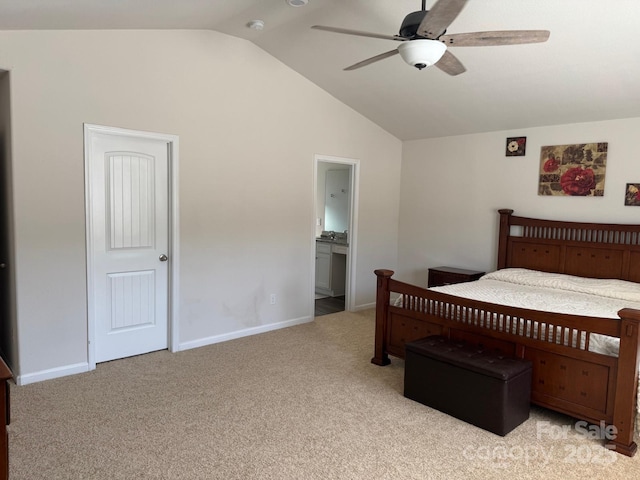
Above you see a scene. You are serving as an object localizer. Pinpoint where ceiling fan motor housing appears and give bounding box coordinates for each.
[399,11,431,38]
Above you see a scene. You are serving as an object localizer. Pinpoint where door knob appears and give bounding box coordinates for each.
[159,254,168,262]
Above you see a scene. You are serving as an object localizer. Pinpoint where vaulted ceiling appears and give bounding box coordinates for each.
[2,0,639,140]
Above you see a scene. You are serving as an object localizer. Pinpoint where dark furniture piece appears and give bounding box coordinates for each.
[0,358,10,480]
[427,266,485,287]
[405,335,532,436]
[373,209,640,456]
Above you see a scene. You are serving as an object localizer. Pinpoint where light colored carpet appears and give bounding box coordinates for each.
[8,309,640,479]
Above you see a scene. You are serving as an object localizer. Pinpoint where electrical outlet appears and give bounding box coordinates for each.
[270,294,276,305]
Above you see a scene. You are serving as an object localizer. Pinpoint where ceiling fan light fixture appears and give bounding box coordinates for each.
[398,39,447,70]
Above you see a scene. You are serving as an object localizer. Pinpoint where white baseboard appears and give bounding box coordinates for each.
[353,302,375,311]
[14,315,320,385]
[16,362,90,386]
[178,315,314,351]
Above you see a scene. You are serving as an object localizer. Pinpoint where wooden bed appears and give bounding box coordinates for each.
[373,209,640,456]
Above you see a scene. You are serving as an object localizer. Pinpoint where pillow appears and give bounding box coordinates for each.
[481,268,640,303]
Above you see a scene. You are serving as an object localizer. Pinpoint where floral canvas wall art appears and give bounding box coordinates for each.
[538,142,607,196]
[625,183,640,206]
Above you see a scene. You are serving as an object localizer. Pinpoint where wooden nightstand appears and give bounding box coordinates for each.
[428,266,485,288]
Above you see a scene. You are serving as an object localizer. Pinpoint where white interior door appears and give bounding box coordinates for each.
[86,128,171,363]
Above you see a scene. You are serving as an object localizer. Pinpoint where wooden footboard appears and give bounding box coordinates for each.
[373,269,640,456]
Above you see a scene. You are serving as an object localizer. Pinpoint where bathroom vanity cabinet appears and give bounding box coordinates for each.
[315,240,347,297]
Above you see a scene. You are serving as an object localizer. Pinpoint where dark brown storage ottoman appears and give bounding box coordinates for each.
[404,335,532,436]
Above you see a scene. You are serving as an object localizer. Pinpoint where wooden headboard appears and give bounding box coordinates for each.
[497,209,640,282]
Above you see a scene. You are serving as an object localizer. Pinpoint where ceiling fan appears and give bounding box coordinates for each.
[311,0,550,75]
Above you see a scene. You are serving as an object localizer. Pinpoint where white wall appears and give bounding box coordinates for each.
[399,118,640,287]
[0,30,402,383]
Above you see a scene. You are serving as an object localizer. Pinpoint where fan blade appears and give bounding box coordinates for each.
[312,25,407,42]
[434,50,466,76]
[417,0,468,39]
[344,49,399,71]
[440,30,550,47]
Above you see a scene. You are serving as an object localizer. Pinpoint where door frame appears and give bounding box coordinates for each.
[83,123,180,370]
[312,154,359,314]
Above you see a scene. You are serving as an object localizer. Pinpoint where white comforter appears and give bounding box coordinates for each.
[406,268,640,436]
[428,268,640,357]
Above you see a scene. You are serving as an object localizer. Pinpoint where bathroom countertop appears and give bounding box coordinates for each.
[316,237,349,246]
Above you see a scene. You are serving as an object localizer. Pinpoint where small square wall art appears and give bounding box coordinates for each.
[505,137,526,156]
[625,183,640,206]
[538,142,607,196]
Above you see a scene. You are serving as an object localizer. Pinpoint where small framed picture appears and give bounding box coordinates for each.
[625,183,640,206]
[506,136,526,156]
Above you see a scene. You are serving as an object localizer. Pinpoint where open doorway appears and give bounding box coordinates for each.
[313,155,358,317]
[0,70,16,374]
